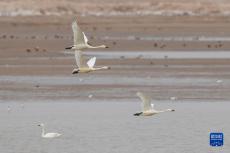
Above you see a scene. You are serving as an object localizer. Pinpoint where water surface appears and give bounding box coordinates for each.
[0,101,229,153]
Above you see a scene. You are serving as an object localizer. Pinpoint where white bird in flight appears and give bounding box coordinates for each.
[134,92,175,116]
[38,123,61,138]
[72,51,110,74]
[65,20,109,50]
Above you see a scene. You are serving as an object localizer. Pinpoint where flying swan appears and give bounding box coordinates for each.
[65,20,109,50]
[72,51,110,74]
[134,92,175,116]
[38,123,61,138]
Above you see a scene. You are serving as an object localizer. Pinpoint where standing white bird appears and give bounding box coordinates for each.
[216,80,223,84]
[7,106,11,113]
[72,51,110,74]
[38,123,61,138]
[134,92,175,116]
[88,94,93,98]
[170,96,177,101]
[65,20,109,50]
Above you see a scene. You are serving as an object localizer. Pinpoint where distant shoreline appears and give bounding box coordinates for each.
[1,0,230,17]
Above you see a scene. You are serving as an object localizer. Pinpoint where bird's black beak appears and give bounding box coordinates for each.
[65,46,72,49]
[72,70,79,74]
[105,46,109,48]
[37,125,40,126]
[133,112,142,116]
[171,109,175,112]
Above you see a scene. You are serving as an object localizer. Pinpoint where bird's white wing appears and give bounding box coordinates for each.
[75,50,83,68]
[136,92,151,111]
[151,103,155,109]
[72,20,85,45]
[83,32,88,43]
[87,57,96,68]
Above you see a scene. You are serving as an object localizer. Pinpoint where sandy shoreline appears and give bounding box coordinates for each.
[2,0,230,16]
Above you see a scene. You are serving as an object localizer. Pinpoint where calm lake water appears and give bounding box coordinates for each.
[0,101,229,153]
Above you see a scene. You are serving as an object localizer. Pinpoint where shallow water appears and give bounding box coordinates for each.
[86,51,230,59]
[0,75,228,87]
[0,101,229,153]
[102,36,230,42]
[0,70,229,101]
